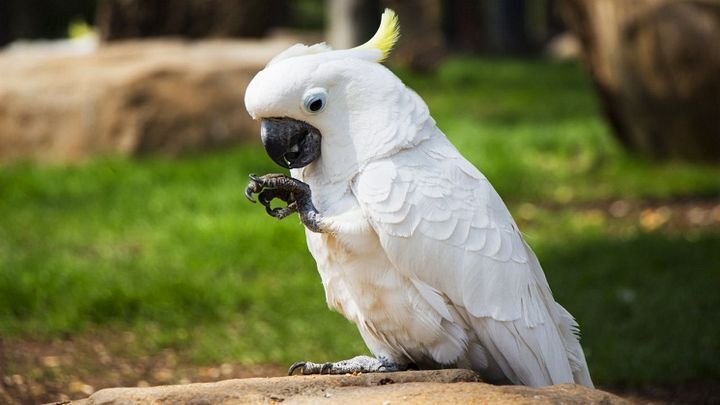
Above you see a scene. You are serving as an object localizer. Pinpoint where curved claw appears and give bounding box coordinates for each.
[288,361,306,376]
[245,185,257,203]
[266,205,280,217]
[258,192,281,217]
[245,174,260,203]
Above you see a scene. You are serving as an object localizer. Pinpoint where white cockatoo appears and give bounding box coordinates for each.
[244,9,593,387]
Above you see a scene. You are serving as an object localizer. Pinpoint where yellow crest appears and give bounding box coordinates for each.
[357,8,400,62]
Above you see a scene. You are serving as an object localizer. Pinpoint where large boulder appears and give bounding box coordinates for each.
[77,369,628,404]
[0,38,294,163]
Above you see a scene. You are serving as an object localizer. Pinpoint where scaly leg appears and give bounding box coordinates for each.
[287,355,408,375]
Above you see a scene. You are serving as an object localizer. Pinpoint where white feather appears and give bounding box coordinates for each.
[349,132,593,387]
[246,36,593,388]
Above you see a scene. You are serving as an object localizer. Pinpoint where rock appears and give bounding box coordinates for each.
[77,369,628,404]
[0,38,295,163]
[545,33,581,60]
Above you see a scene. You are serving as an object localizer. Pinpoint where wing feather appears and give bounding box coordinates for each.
[353,134,592,387]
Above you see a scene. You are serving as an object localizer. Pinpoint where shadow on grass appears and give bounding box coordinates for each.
[540,232,720,385]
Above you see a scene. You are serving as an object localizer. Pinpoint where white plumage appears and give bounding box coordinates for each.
[244,10,593,387]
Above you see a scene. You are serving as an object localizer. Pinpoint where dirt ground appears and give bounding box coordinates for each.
[0,333,287,404]
[1,334,718,404]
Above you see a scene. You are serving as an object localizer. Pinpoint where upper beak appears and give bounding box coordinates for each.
[260,118,322,169]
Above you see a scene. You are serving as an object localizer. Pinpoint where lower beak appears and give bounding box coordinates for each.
[260,118,322,169]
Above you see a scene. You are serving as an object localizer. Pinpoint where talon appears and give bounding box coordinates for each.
[245,173,319,230]
[245,185,257,203]
[245,174,262,203]
[288,361,306,376]
[320,363,333,375]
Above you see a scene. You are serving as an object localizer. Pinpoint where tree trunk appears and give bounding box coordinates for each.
[442,0,485,52]
[558,0,720,161]
[326,0,446,72]
[443,0,558,55]
[96,0,283,41]
[0,0,10,46]
[382,0,446,71]
[327,0,381,50]
[0,0,97,46]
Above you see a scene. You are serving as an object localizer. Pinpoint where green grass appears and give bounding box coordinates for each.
[400,58,720,203]
[0,150,367,364]
[1,57,719,385]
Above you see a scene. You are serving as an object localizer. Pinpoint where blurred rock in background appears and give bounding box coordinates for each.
[0,38,295,163]
[0,0,319,163]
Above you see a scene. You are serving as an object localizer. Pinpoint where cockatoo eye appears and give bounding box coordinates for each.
[302,88,327,114]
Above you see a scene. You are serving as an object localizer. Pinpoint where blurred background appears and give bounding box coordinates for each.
[0,0,719,403]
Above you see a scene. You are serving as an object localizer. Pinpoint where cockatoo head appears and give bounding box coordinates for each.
[245,9,407,181]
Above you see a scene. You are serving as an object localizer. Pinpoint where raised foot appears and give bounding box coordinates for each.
[244,173,310,220]
[288,355,406,376]
[244,173,323,233]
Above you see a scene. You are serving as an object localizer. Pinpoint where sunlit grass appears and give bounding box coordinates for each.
[400,58,720,203]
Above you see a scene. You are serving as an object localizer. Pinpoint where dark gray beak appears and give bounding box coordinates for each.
[260,118,321,169]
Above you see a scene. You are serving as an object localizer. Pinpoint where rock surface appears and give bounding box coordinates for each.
[0,38,296,163]
[75,369,629,404]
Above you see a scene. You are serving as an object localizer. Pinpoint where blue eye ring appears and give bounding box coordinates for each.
[302,88,327,114]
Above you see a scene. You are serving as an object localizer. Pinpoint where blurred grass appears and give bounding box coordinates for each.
[1,58,719,385]
[400,58,720,204]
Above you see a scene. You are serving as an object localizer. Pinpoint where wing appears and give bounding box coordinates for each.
[352,134,592,387]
